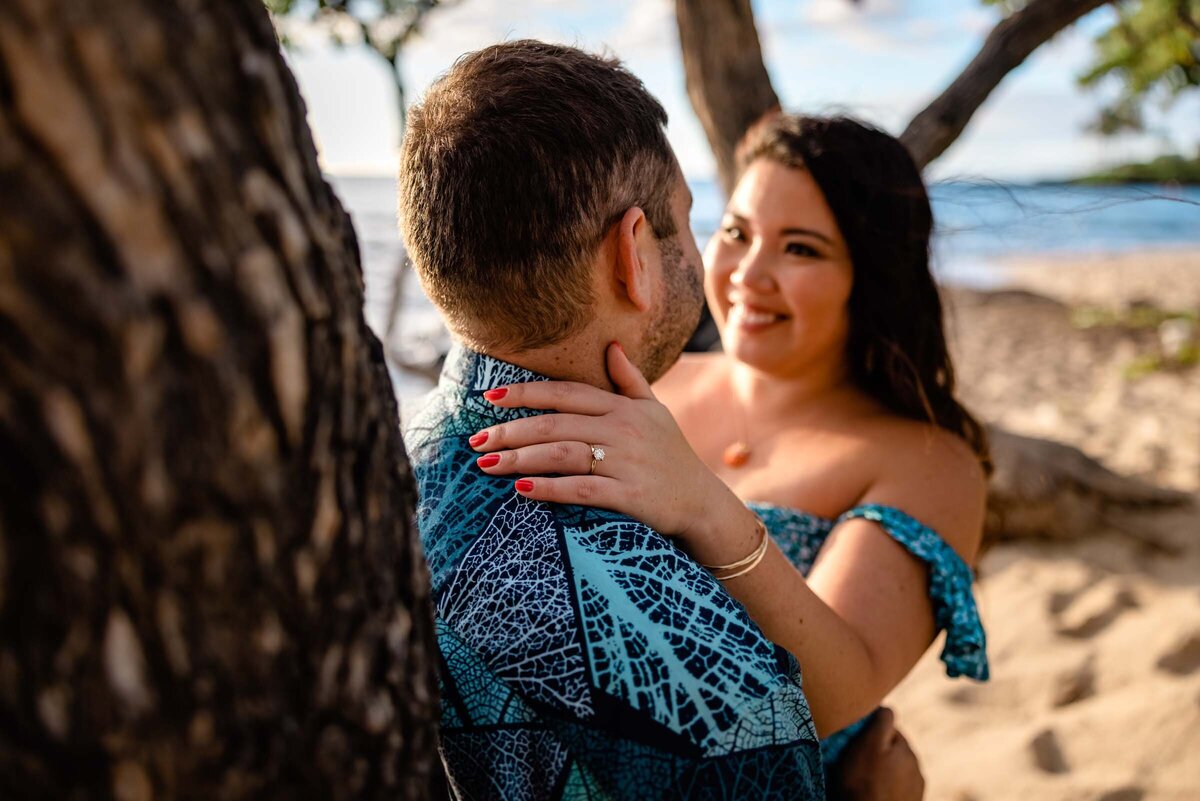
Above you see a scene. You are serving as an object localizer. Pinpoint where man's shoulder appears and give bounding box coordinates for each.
[402,382,465,460]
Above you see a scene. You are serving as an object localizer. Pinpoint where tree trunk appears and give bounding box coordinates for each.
[900,0,1112,169]
[0,1,443,799]
[674,0,779,196]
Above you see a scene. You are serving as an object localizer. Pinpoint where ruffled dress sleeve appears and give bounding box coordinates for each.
[837,504,989,681]
[820,504,990,771]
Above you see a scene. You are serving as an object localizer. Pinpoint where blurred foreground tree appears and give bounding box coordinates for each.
[264,1,460,375]
[0,0,443,798]
[674,0,1192,539]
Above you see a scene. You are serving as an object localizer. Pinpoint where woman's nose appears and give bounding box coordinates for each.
[730,244,776,292]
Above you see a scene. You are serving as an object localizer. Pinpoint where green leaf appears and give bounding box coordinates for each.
[1077,0,1200,138]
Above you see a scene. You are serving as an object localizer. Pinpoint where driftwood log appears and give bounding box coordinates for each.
[985,426,1191,543]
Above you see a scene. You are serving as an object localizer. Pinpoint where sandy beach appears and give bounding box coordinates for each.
[949,248,1200,492]
[889,248,1200,801]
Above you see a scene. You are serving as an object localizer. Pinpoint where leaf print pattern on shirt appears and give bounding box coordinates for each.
[437,618,538,728]
[563,513,817,755]
[441,729,571,800]
[439,493,593,719]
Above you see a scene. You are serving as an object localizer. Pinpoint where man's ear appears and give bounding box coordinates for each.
[612,206,654,312]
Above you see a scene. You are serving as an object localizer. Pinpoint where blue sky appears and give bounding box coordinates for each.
[282,0,1199,181]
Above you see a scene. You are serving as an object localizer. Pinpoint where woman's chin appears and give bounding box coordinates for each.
[724,333,789,373]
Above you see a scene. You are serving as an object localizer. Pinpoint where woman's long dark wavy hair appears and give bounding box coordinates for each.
[735,113,992,473]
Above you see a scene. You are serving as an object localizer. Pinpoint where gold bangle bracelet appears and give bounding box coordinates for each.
[714,539,769,580]
[703,517,769,575]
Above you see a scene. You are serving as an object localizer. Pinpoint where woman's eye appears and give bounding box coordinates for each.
[722,226,745,242]
[785,242,819,258]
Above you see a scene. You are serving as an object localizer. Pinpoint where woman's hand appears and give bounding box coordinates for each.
[468,342,744,550]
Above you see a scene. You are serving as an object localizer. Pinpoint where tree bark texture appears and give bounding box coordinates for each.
[900,0,1112,169]
[0,1,442,799]
[674,0,779,196]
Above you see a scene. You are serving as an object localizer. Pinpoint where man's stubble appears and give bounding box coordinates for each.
[640,236,706,383]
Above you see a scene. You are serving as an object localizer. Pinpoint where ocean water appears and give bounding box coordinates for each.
[924,181,1200,285]
[329,174,1200,393]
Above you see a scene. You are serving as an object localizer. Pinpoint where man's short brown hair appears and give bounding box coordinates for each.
[399,40,678,351]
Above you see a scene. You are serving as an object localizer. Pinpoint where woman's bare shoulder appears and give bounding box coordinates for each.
[854,415,988,563]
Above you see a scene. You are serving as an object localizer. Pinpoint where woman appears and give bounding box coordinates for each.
[467,114,991,769]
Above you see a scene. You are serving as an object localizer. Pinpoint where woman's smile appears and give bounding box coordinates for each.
[728,300,791,332]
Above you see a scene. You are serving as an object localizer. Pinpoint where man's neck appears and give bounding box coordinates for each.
[482,337,615,391]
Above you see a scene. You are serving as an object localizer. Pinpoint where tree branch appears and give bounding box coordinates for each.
[901,0,1112,169]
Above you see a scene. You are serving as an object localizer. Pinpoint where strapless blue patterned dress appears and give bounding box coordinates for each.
[746,501,990,770]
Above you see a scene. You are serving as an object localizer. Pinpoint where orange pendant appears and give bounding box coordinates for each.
[723,442,751,468]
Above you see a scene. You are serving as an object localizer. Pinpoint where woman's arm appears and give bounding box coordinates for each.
[469,343,986,736]
[704,452,984,735]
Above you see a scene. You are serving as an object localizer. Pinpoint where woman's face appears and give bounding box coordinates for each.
[704,159,854,379]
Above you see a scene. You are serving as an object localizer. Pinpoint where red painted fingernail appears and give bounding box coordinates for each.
[515,479,535,493]
[469,432,489,448]
[484,388,508,401]
[477,453,501,468]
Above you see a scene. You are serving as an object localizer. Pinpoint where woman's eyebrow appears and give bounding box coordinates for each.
[780,227,832,244]
[722,213,832,244]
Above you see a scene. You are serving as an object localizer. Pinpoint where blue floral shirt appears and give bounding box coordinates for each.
[404,347,825,801]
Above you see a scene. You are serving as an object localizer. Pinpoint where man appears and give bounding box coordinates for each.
[400,40,922,800]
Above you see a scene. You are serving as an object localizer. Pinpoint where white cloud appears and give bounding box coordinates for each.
[772,0,950,54]
[956,6,999,36]
[605,0,674,54]
[407,0,573,55]
[802,0,863,26]
[802,0,901,26]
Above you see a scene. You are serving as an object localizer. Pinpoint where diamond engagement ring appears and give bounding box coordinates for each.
[589,445,606,475]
